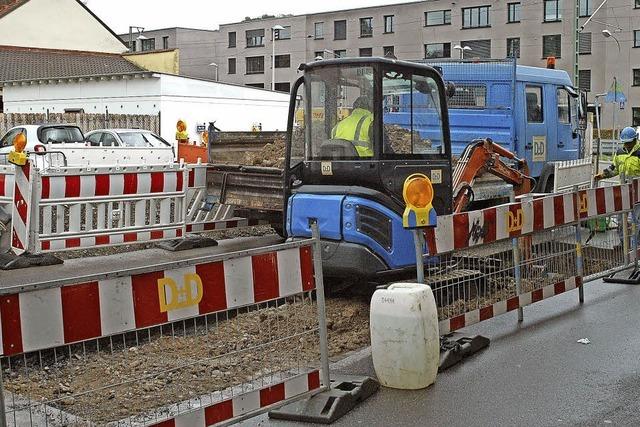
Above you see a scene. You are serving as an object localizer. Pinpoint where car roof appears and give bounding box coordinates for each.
[88,129,152,133]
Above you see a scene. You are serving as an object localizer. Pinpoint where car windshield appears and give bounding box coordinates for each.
[41,127,84,144]
[118,132,171,148]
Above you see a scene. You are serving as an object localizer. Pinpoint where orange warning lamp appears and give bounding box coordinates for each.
[8,132,28,166]
[402,173,437,228]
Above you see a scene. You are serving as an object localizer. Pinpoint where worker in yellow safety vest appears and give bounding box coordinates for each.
[595,127,640,180]
[331,96,374,157]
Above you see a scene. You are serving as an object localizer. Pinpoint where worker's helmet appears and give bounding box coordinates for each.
[353,96,372,110]
[620,126,637,144]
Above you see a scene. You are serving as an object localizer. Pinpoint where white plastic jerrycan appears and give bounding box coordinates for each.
[370,283,439,389]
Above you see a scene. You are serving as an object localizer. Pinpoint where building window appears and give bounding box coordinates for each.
[544,0,562,22]
[507,37,520,58]
[246,56,265,74]
[141,38,155,51]
[633,69,640,86]
[228,32,236,48]
[228,58,236,74]
[314,51,324,59]
[462,6,490,28]
[334,20,347,40]
[246,83,264,89]
[636,0,640,8]
[425,10,451,26]
[508,3,521,23]
[543,34,561,58]
[526,86,544,123]
[275,26,291,40]
[579,0,593,16]
[360,17,373,37]
[462,39,492,58]
[635,30,640,47]
[383,46,395,58]
[384,15,394,33]
[246,29,265,47]
[425,42,451,59]
[128,40,137,52]
[314,22,324,39]
[274,54,290,68]
[334,49,347,58]
[579,69,591,91]
[579,32,592,54]
[359,48,373,57]
[162,36,169,50]
[633,108,640,127]
[274,82,291,93]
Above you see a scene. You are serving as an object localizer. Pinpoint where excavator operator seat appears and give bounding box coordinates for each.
[319,139,359,159]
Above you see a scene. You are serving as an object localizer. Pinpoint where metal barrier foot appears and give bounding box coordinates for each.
[0,252,63,270]
[268,375,378,424]
[603,267,640,285]
[155,235,218,252]
[439,333,490,372]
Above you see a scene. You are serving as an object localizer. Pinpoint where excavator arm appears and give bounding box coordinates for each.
[452,138,535,213]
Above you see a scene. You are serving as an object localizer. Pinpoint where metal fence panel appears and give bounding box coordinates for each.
[0,237,328,426]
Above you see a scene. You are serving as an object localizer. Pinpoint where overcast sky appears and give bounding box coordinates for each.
[86,0,413,34]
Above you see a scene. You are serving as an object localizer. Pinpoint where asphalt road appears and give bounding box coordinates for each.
[252,277,640,426]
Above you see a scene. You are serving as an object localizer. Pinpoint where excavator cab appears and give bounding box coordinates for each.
[284,58,453,278]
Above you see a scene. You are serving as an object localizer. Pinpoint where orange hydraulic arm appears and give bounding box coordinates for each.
[452,138,535,213]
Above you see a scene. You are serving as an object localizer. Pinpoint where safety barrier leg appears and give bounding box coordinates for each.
[310,219,331,391]
[574,185,585,304]
[510,191,524,322]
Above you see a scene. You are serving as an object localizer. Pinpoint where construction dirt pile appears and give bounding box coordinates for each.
[246,137,286,168]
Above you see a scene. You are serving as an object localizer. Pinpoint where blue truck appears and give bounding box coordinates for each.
[385,58,586,196]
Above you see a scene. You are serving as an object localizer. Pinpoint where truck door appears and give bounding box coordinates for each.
[554,86,579,161]
[524,85,546,177]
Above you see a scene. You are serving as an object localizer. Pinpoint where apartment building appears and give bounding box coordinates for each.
[211,0,640,129]
[118,27,217,80]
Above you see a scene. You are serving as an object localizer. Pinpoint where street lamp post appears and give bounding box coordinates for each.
[602,30,622,141]
[271,25,285,91]
[128,26,145,52]
[453,45,472,59]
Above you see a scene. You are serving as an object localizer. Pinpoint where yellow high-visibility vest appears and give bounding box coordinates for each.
[331,108,374,157]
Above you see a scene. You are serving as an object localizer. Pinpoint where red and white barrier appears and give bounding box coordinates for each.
[0,165,14,206]
[10,163,34,255]
[426,181,637,255]
[438,276,582,334]
[0,244,315,356]
[148,370,322,427]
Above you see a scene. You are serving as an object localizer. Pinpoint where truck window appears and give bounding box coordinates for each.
[526,86,543,123]
[448,84,487,108]
[557,88,570,124]
[382,69,444,155]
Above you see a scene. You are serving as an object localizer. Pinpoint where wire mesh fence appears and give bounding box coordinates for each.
[0,235,329,426]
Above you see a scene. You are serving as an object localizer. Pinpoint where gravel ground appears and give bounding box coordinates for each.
[3,296,370,425]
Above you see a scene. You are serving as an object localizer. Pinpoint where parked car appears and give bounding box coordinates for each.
[0,125,174,166]
[0,124,84,152]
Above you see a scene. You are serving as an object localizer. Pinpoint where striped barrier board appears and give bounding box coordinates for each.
[149,371,321,427]
[10,163,33,255]
[0,165,14,206]
[426,180,638,255]
[0,243,315,356]
[439,276,582,334]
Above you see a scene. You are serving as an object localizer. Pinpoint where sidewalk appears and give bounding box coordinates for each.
[257,278,640,426]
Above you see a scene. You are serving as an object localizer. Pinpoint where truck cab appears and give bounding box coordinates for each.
[284,58,452,279]
[423,59,585,193]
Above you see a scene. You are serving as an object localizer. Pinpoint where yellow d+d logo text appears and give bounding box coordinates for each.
[579,193,588,214]
[507,208,524,233]
[158,273,203,312]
